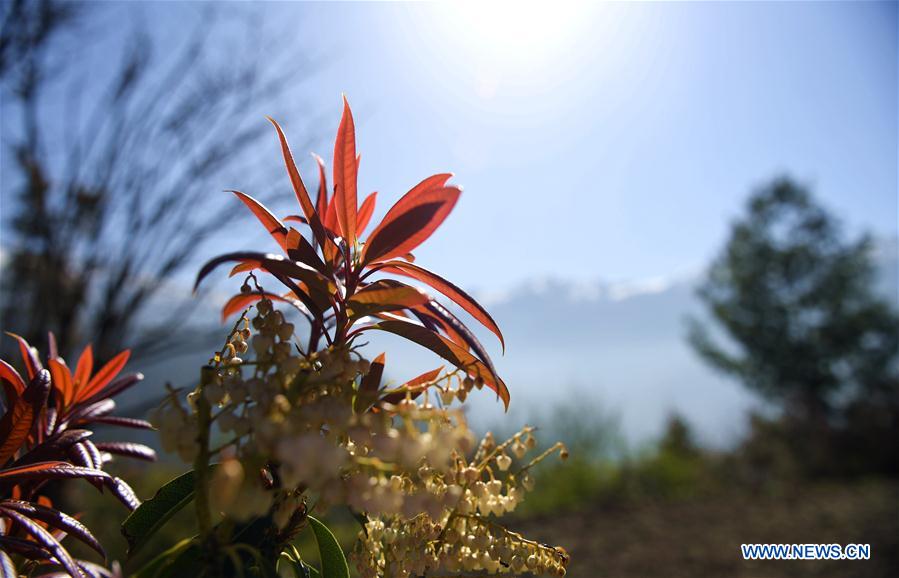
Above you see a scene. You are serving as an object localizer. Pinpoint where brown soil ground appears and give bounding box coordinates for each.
[512,480,899,578]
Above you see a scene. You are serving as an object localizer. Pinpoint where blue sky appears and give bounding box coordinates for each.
[8,1,895,293]
[199,0,896,291]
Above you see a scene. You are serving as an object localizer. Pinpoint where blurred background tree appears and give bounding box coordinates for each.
[689,177,899,476]
[0,0,318,363]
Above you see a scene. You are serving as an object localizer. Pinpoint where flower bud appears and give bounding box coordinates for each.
[439,388,455,406]
[487,479,502,495]
[278,323,295,341]
[512,441,527,459]
[256,299,272,315]
[252,334,273,355]
[522,473,535,491]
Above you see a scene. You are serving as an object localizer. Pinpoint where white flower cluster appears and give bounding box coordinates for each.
[150,298,570,576]
[350,426,570,577]
[151,388,199,463]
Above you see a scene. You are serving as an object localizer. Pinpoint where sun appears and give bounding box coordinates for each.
[421,1,598,101]
[438,0,591,66]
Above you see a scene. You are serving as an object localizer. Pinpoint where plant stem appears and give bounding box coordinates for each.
[195,366,214,543]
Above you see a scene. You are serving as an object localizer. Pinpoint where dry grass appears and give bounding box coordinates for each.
[512,479,899,578]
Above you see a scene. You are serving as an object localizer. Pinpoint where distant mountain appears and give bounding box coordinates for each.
[465,275,757,446]
[127,238,898,448]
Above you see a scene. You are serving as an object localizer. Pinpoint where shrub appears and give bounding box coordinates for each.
[119,98,571,577]
[0,334,153,576]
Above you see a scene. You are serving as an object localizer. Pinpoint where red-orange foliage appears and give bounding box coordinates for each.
[196,97,509,408]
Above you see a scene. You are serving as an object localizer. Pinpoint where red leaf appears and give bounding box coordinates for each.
[230,190,289,251]
[346,280,430,319]
[355,353,385,412]
[195,251,333,313]
[229,261,260,277]
[0,463,110,483]
[375,260,505,350]
[90,416,153,430]
[48,359,73,409]
[0,371,51,465]
[106,477,140,510]
[266,117,329,247]
[81,373,142,406]
[94,442,157,462]
[0,507,83,578]
[72,346,93,400]
[47,333,58,360]
[220,292,308,323]
[12,430,93,467]
[312,153,343,266]
[78,350,130,403]
[313,153,330,228]
[321,193,342,266]
[82,440,103,471]
[325,190,340,234]
[0,359,25,399]
[366,319,509,409]
[0,461,69,480]
[410,307,469,353]
[357,192,377,235]
[360,353,385,395]
[221,292,268,322]
[6,332,41,381]
[1,500,105,558]
[362,177,458,265]
[333,96,358,242]
[420,301,495,375]
[1,548,18,575]
[64,442,91,467]
[286,228,328,273]
[67,401,115,425]
[43,408,56,438]
[402,366,445,390]
[379,366,444,406]
[0,534,53,561]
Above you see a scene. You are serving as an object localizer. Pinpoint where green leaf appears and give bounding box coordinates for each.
[131,537,199,578]
[122,468,213,556]
[308,516,349,578]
